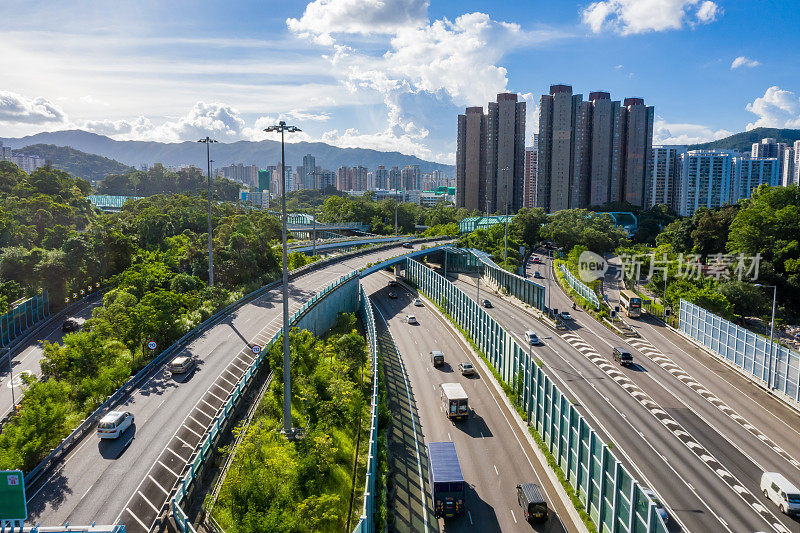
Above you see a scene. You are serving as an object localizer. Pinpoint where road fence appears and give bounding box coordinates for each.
[0,291,50,349]
[558,263,601,309]
[350,284,379,533]
[679,299,800,405]
[469,249,545,310]
[406,258,667,533]
[172,270,362,533]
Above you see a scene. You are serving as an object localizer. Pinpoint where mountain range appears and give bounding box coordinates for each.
[691,127,800,152]
[1,130,455,176]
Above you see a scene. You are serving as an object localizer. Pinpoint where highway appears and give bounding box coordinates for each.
[441,253,800,533]
[1,295,103,420]
[362,272,573,532]
[24,241,448,532]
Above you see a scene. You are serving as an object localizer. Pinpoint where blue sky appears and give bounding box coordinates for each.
[1,0,799,163]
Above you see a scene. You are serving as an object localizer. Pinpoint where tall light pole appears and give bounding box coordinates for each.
[264,121,302,437]
[755,283,777,390]
[198,137,217,286]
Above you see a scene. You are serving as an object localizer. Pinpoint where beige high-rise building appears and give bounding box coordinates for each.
[456,106,486,211]
[523,134,538,209]
[486,93,526,214]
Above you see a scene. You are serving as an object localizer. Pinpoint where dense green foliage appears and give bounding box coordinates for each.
[15,144,133,181]
[96,164,241,201]
[212,315,370,533]
[631,184,800,323]
[0,164,291,470]
[540,209,629,254]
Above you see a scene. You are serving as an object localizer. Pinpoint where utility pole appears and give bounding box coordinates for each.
[264,121,302,438]
[502,166,510,263]
[198,137,217,286]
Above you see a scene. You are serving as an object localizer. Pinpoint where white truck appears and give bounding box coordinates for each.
[440,382,469,421]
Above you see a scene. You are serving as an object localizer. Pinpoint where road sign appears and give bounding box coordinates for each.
[0,470,27,521]
[251,345,262,355]
[147,341,157,350]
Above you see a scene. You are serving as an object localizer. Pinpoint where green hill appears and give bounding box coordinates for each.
[13,144,133,181]
[690,127,800,152]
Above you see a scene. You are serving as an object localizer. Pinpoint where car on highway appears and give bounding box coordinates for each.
[533,271,544,279]
[388,280,398,287]
[62,318,81,332]
[612,347,634,366]
[532,256,542,264]
[406,314,417,324]
[441,382,469,420]
[525,330,541,346]
[641,488,669,523]
[169,355,196,375]
[402,242,413,249]
[458,362,475,375]
[414,298,423,306]
[430,350,445,366]
[761,472,800,515]
[482,299,492,308]
[97,410,134,439]
[560,311,572,320]
[517,483,548,523]
[388,291,397,299]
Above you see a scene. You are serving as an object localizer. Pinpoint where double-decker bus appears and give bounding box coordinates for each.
[619,290,642,318]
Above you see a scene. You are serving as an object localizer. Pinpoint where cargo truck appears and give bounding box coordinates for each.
[428,441,466,518]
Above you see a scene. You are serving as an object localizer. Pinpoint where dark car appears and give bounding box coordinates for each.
[62,318,81,333]
[612,347,634,366]
[482,299,492,308]
[517,483,548,523]
[402,242,413,249]
[533,271,544,279]
[388,291,397,299]
[388,280,398,287]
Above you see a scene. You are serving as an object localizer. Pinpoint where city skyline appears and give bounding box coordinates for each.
[1,0,799,165]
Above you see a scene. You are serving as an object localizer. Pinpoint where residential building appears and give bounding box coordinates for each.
[219,163,258,186]
[486,93,526,214]
[752,138,789,184]
[537,85,654,212]
[648,145,686,209]
[677,150,735,216]
[349,166,368,191]
[401,164,420,191]
[257,169,270,194]
[523,134,538,209]
[389,166,401,190]
[301,154,316,189]
[336,166,350,191]
[0,141,12,161]
[316,168,336,190]
[793,141,800,185]
[456,106,486,211]
[732,156,779,202]
[783,146,794,186]
[374,166,388,189]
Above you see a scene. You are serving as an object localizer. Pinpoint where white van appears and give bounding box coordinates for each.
[761,472,800,515]
[525,330,540,346]
[97,411,134,439]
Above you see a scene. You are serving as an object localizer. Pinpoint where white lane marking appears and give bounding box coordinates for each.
[182,424,203,439]
[448,432,452,441]
[157,459,181,478]
[82,485,93,499]
[494,464,499,476]
[373,303,430,533]
[148,474,169,496]
[166,446,187,462]
[138,490,159,513]
[174,434,193,448]
[26,433,96,503]
[511,509,517,523]
[157,400,165,409]
[125,508,148,531]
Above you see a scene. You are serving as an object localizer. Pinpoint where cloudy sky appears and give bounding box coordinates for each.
[1,0,799,163]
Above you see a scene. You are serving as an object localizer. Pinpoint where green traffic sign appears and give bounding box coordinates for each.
[0,470,27,521]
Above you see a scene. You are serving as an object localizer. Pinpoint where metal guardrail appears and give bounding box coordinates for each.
[558,263,601,309]
[172,270,361,532]
[350,285,378,533]
[679,299,800,405]
[467,248,546,310]
[22,239,422,488]
[406,258,668,533]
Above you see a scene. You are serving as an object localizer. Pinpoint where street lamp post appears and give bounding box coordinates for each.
[198,137,217,286]
[264,121,302,437]
[755,283,777,390]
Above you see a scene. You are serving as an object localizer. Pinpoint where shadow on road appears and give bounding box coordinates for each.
[98,424,136,459]
[376,301,438,533]
[453,411,493,439]
[25,469,72,519]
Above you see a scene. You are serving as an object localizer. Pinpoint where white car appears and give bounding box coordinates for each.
[641,488,668,523]
[413,298,423,307]
[560,311,572,321]
[97,411,134,439]
[761,472,800,515]
[406,314,418,324]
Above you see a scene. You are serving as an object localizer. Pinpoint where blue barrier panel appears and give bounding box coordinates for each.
[0,291,50,348]
[558,263,601,309]
[679,299,800,405]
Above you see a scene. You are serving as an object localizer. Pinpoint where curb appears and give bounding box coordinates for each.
[399,277,590,533]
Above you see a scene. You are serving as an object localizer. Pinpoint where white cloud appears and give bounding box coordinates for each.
[286,0,429,44]
[654,117,732,144]
[582,0,720,35]
[0,90,67,124]
[731,56,760,69]
[81,116,155,137]
[745,86,800,130]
